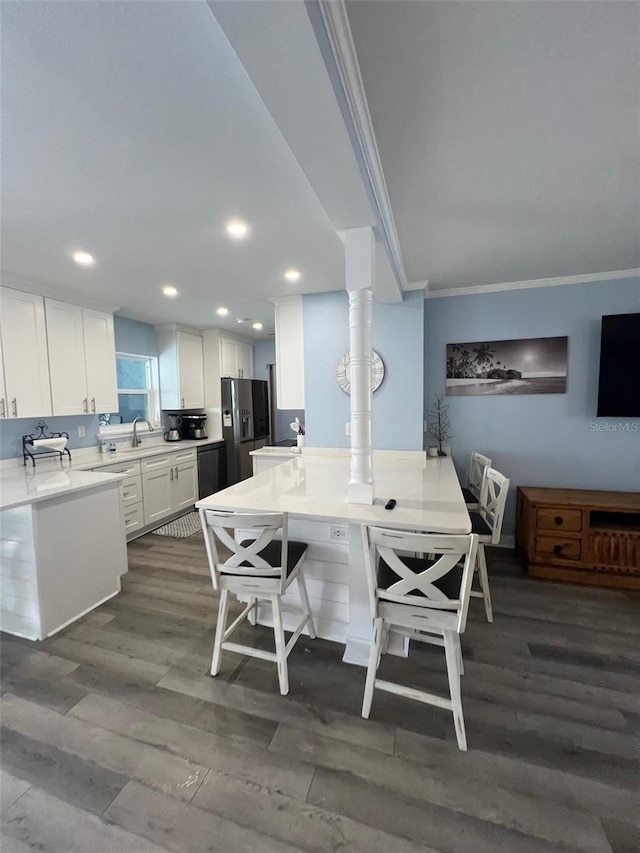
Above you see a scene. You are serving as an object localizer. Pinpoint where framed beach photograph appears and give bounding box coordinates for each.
[446,336,568,396]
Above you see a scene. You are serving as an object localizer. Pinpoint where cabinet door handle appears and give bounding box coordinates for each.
[175,466,179,479]
[0,398,5,417]
[170,467,174,481]
[11,397,17,417]
[91,397,96,413]
[83,397,88,413]
[181,397,184,408]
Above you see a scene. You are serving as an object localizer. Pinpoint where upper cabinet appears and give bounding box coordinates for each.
[273,295,304,410]
[45,299,118,416]
[156,327,204,410]
[220,335,254,379]
[0,288,52,418]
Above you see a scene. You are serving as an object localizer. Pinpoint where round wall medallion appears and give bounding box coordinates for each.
[336,351,385,395]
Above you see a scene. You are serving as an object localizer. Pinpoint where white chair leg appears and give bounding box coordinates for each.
[211,589,230,676]
[297,572,316,639]
[455,632,464,676]
[477,544,494,623]
[272,595,289,696]
[248,596,257,626]
[362,617,383,719]
[444,631,467,751]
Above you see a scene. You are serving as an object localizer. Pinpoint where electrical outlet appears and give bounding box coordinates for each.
[77,426,86,438]
[345,422,351,436]
[330,525,348,541]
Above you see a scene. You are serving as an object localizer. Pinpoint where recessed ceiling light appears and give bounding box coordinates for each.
[252,322,263,330]
[162,285,178,297]
[284,268,301,282]
[72,250,95,266]
[226,219,249,239]
[216,307,229,316]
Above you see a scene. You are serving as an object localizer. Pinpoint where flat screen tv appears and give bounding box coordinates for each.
[597,312,640,417]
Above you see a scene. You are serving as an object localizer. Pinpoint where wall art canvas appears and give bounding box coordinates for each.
[446,336,568,396]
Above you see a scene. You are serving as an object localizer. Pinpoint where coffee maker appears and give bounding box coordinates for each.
[164,414,182,442]
[181,414,208,440]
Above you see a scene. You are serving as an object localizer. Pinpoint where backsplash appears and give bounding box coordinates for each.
[0,415,100,460]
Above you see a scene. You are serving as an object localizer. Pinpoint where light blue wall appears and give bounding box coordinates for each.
[253,337,305,442]
[0,415,100,460]
[424,278,640,537]
[304,290,425,450]
[0,315,158,459]
[114,315,157,356]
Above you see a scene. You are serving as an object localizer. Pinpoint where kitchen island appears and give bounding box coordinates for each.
[0,465,127,640]
[196,449,470,665]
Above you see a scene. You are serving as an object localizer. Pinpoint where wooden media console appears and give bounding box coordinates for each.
[516,487,640,589]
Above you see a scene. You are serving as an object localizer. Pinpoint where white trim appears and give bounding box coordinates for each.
[317,0,405,298]
[423,269,640,299]
[0,269,120,313]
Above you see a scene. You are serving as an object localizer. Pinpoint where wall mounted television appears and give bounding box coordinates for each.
[596,312,640,417]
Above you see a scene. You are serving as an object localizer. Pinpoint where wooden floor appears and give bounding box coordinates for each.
[1,531,639,853]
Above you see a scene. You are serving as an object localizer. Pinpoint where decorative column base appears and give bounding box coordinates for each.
[348,480,374,505]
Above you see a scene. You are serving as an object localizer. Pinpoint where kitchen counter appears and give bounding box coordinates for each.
[197,450,470,665]
[1,436,224,512]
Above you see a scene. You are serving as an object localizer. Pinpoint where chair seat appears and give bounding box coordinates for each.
[223,539,308,576]
[461,486,478,504]
[377,556,463,602]
[468,511,492,537]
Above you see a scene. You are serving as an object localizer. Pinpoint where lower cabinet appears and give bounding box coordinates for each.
[141,448,197,527]
[96,447,198,537]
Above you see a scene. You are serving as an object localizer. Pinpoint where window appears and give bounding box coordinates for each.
[99,353,159,430]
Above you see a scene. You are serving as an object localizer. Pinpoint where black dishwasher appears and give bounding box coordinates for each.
[197,443,226,499]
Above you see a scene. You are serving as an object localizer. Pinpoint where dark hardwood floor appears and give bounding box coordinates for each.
[1,530,639,852]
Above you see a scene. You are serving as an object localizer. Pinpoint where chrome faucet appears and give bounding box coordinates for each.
[132,416,153,448]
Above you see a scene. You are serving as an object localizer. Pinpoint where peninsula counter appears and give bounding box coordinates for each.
[196,450,470,665]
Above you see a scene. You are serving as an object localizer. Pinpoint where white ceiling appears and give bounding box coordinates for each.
[0,0,349,332]
[346,0,640,291]
[2,1,638,331]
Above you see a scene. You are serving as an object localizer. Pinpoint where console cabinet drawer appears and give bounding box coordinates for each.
[535,536,581,562]
[536,507,582,533]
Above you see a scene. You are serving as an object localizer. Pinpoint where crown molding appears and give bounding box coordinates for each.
[269,294,303,307]
[423,269,640,299]
[316,0,407,295]
[0,269,121,313]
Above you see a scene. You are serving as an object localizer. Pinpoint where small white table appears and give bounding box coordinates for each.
[196,450,470,665]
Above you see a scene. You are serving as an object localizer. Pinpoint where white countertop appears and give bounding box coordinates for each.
[0,468,125,511]
[197,451,471,534]
[0,437,224,510]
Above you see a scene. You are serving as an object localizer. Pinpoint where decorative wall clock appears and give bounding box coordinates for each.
[336,350,385,395]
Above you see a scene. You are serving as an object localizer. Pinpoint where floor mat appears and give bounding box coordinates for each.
[153,511,202,538]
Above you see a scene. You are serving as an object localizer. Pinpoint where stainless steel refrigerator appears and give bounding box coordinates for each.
[221,378,270,484]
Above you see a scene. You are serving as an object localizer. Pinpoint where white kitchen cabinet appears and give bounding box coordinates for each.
[0,348,7,420]
[45,299,118,416]
[141,448,198,525]
[273,295,304,409]
[142,467,173,526]
[156,326,205,409]
[0,288,52,419]
[220,335,253,379]
[82,308,119,413]
[173,456,198,510]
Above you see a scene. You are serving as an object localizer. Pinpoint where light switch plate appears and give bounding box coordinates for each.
[77,426,86,438]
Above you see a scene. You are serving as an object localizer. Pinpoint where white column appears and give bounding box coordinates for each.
[341,226,375,505]
[348,288,374,504]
